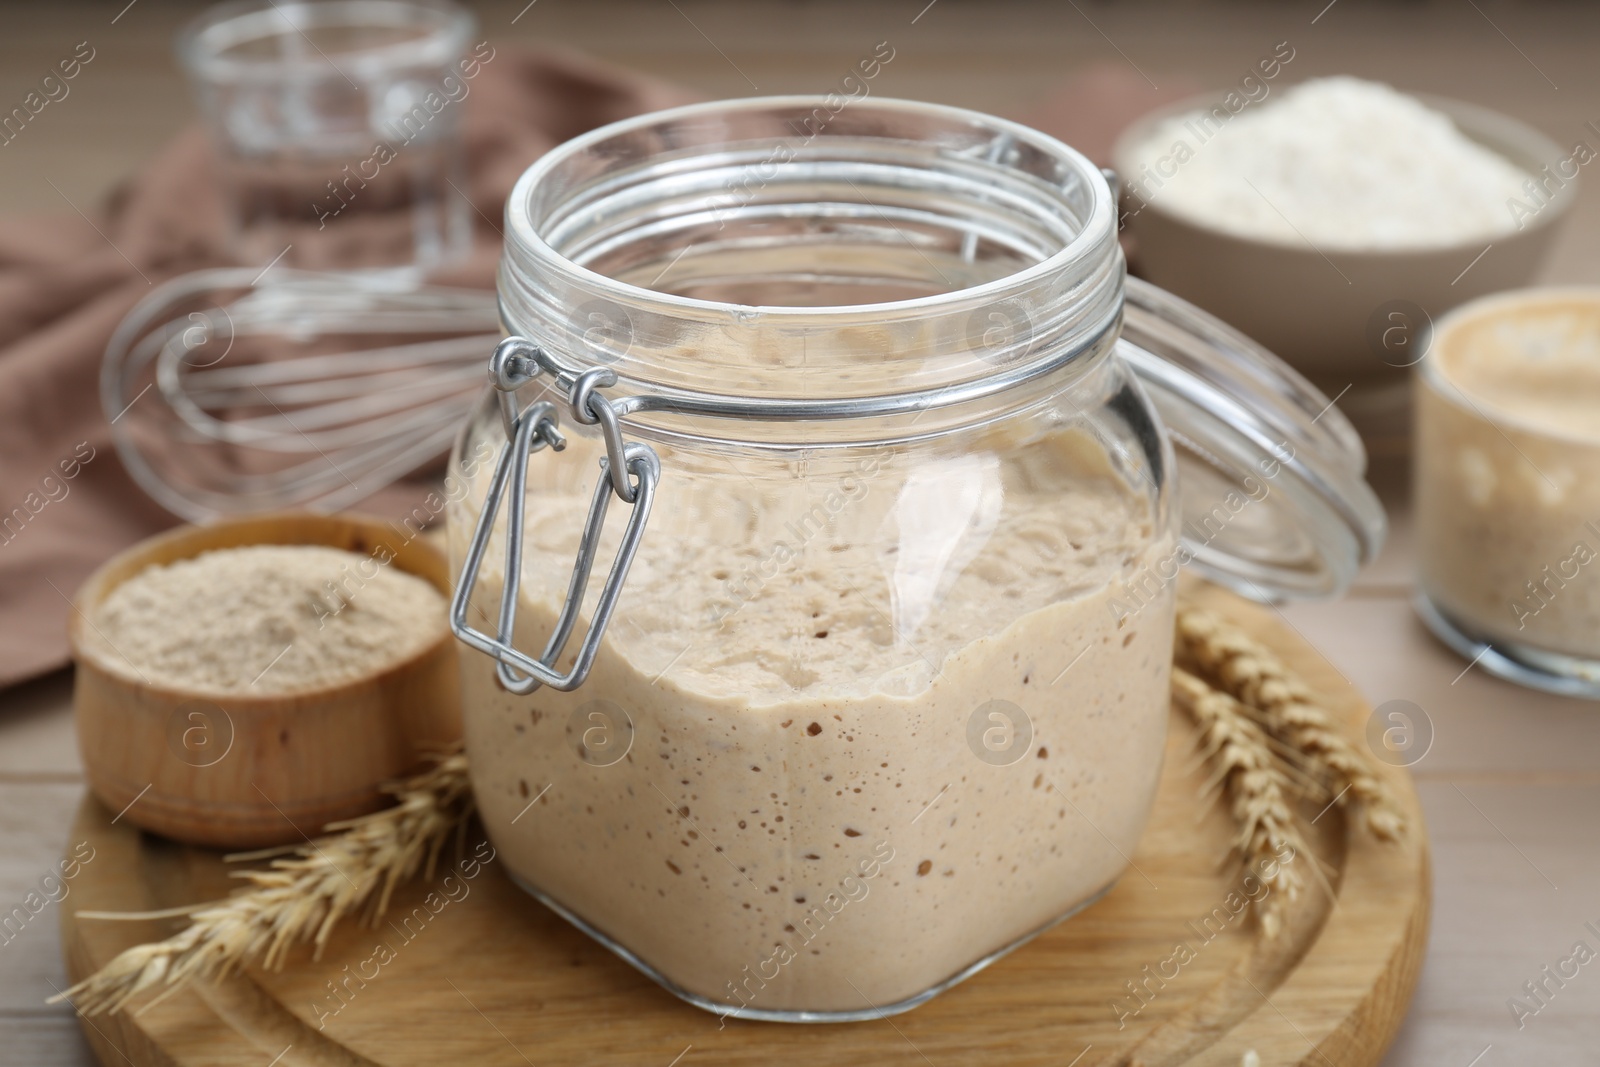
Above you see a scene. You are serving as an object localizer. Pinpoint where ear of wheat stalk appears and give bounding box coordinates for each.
[1171,666,1314,939]
[52,749,473,1017]
[1175,603,1405,841]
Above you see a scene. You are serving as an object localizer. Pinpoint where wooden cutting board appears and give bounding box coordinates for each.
[59,584,1429,1067]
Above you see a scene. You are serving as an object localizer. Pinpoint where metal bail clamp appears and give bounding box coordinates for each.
[450,336,660,694]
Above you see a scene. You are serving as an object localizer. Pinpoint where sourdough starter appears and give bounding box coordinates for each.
[1417,290,1600,659]
[458,426,1172,1014]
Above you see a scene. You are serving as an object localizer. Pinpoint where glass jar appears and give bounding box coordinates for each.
[177,0,477,274]
[447,97,1382,1022]
[1415,287,1600,697]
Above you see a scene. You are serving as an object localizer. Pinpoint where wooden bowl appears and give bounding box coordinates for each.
[70,512,461,850]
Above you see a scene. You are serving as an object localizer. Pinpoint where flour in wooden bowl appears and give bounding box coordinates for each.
[87,544,447,695]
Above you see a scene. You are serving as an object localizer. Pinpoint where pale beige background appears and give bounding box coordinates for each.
[2,2,1598,1064]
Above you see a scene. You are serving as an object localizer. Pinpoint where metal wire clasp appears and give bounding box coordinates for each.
[450,337,660,694]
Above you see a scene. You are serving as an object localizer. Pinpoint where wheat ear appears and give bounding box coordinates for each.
[52,749,473,1016]
[1171,667,1312,938]
[1175,604,1404,841]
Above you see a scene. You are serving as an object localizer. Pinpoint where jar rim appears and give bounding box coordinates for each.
[502,95,1117,323]
[177,0,475,83]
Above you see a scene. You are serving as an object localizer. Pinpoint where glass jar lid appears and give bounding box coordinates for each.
[1118,275,1385,601]
[490,95,1382,606]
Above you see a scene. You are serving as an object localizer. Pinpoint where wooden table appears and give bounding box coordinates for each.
[3,2,1599,1064]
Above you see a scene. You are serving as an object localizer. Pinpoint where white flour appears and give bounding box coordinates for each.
[89,544,446,694]
[1126,76,1531,249]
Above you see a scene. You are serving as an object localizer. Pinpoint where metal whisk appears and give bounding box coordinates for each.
[103,268,502,521]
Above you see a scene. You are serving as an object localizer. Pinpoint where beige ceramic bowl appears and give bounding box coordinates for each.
[1112,93,1575,390]
[71,512,461,849]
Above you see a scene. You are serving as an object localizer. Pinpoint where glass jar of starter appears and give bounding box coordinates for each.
[1415,287,1600,697]
[447,97,1383,1021]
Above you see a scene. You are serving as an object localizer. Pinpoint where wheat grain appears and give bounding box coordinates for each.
[1170,666,1310,938]
[1175,603,1405,840]
[52,749,473,1016]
